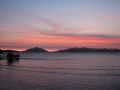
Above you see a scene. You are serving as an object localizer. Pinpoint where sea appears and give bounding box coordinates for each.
[0,52,120,90]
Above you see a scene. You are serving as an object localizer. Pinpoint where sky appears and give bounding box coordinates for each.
[0,0,120,51]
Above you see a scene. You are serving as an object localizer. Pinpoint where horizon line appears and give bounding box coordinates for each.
[1,47,120,52]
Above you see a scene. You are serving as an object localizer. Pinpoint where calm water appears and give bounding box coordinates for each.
[0,52,120,90]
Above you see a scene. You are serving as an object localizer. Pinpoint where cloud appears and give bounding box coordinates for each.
[1,12,120,50]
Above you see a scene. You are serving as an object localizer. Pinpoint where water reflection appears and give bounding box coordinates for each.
[6,53,20,66]
[0,54,3,65]
[7,57,20,66]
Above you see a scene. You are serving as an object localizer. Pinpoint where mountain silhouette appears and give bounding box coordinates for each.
[0,47,120,53]
[24,47,48,52]
[56,47,120,52]
[0,49,19,53]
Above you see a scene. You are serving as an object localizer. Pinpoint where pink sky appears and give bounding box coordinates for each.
[0,0,120,51]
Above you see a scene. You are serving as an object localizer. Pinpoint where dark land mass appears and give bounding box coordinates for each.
[0,49,19,53]
[0,49,2,53]
[23,47,48,52]
[0,47,120,53]
[56,47,120,52]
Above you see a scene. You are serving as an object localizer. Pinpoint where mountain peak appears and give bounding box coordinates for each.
[24,47,48,52]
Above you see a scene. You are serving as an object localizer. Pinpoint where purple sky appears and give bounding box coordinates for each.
[0,0,120,51]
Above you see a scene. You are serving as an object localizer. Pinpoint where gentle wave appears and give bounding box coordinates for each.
[1,64,120,71]
[1,67,120,76]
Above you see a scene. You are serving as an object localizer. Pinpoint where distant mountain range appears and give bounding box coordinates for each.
[56,47,120,52]
[0,47,120,53]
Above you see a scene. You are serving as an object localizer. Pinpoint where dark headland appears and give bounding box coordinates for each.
[0,49,19,53]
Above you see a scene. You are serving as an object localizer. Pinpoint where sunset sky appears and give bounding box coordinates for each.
[0,0,120,51]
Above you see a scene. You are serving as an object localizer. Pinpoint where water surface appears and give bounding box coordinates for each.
[0,52,120,90]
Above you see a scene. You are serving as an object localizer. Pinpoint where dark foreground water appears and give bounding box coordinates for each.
[0,52,120,90]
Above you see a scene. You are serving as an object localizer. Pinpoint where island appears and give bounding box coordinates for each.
[23,47,48,52]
